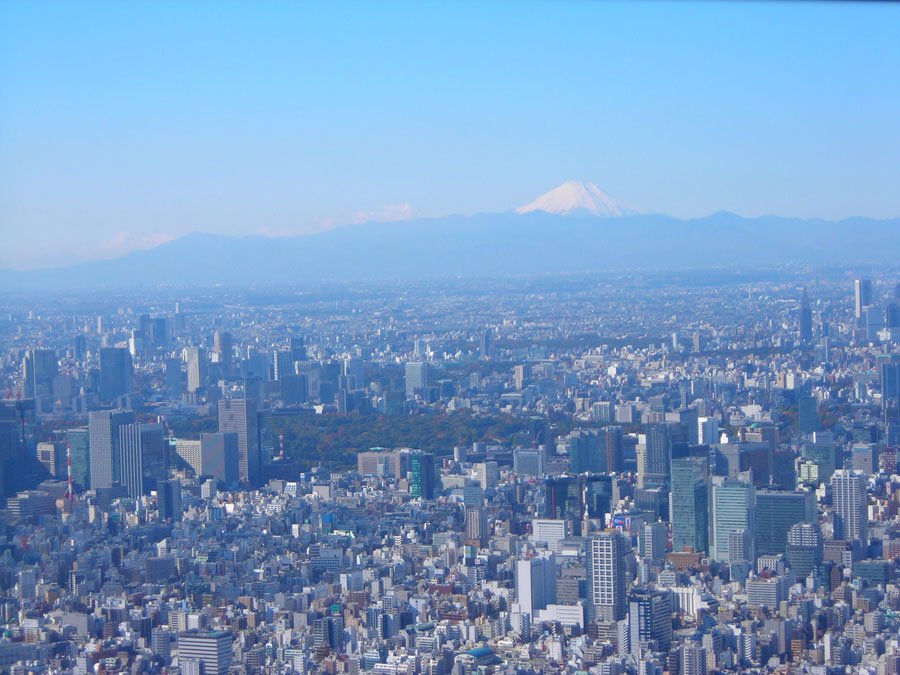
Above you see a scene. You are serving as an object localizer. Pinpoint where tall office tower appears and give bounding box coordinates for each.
[272,349,293,381]
[628,588,673,657]
[465,507,490,548]
[670,457,709,554]
[711,477,756,562]
[177,632,234,675]
[218,399,261,486]
[213,331,233,376]
[831,470,868,545]
[118,423,166,498]
[164,358,182,400]
[586,531,628,622]
[88,409,135,490]
[289,336,306,361]
[640,522,668,564]
[157,478,182,522]
[409,451,436,499]
[601,426,624,473]
[881,363,900,406]
[258,409,274,467]
[480,328,492,360]
[799,288,813,342]
[183,347,208,393]
[22,348,57,398]
[772,449,797,491]
[175,433,239,484]
[638,424,670,489]
[798,396,819,434]
[405,362,428,398]
[697,416,719,446]
[887,302,900,328]
[786,523,823,579]
[99,347,133,403]
[74,334,88,362]
[343,357,365,390]
[516,554,556,619]
[855,278,873,320]
[755,489,816,556]
[67,427,90,490]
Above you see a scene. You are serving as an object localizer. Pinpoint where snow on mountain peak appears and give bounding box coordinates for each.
[515,181,640,217]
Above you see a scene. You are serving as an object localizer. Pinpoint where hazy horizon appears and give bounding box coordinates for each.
[2,1,899,269]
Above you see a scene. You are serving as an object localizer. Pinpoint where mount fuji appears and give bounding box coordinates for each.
[516,181,640,217]
[2,183,899,290]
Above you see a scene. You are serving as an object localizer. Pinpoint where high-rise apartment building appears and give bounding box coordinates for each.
[831,470,868,545]
[586,531,628,622]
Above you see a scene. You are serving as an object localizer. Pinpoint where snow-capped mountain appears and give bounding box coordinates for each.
[516,180,640,217]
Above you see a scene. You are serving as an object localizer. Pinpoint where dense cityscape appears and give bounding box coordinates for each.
[0,264,899,675]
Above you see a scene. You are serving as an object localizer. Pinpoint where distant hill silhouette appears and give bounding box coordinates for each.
[2,211,898,290]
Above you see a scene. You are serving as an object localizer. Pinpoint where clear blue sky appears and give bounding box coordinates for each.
[1,1,898,269]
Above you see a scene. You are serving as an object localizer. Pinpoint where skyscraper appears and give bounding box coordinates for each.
[755,489,816,556]
[118,422,166,498]
[786,522,823,579]
[213,330,233,377]
[831,470,868,545]
[218,399,261,486]
[409,451,435,499]
[628,588,673,657]
[586,531,628,622]
[405,362,428,399]
[638,424,670,489]
[157,478,183,522]
[272,349,293,381]
[711,477,756,563]
[99,347,133,403]
[516,554,556,620]
[855,279,873,320]
[183,346,208,393]
[88,409,135,490]
[799,287,812,342]
[670,457,709,555]
[22,348,57,399]
[67,427,90,490]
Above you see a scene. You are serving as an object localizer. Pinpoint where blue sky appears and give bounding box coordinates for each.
[1,1,898,269]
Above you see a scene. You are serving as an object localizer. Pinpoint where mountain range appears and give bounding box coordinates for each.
[3,182,899,291]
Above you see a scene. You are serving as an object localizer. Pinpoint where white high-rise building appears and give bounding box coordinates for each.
[831,470,868,544]
[515,554,556,620]
[586,531,628,622]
